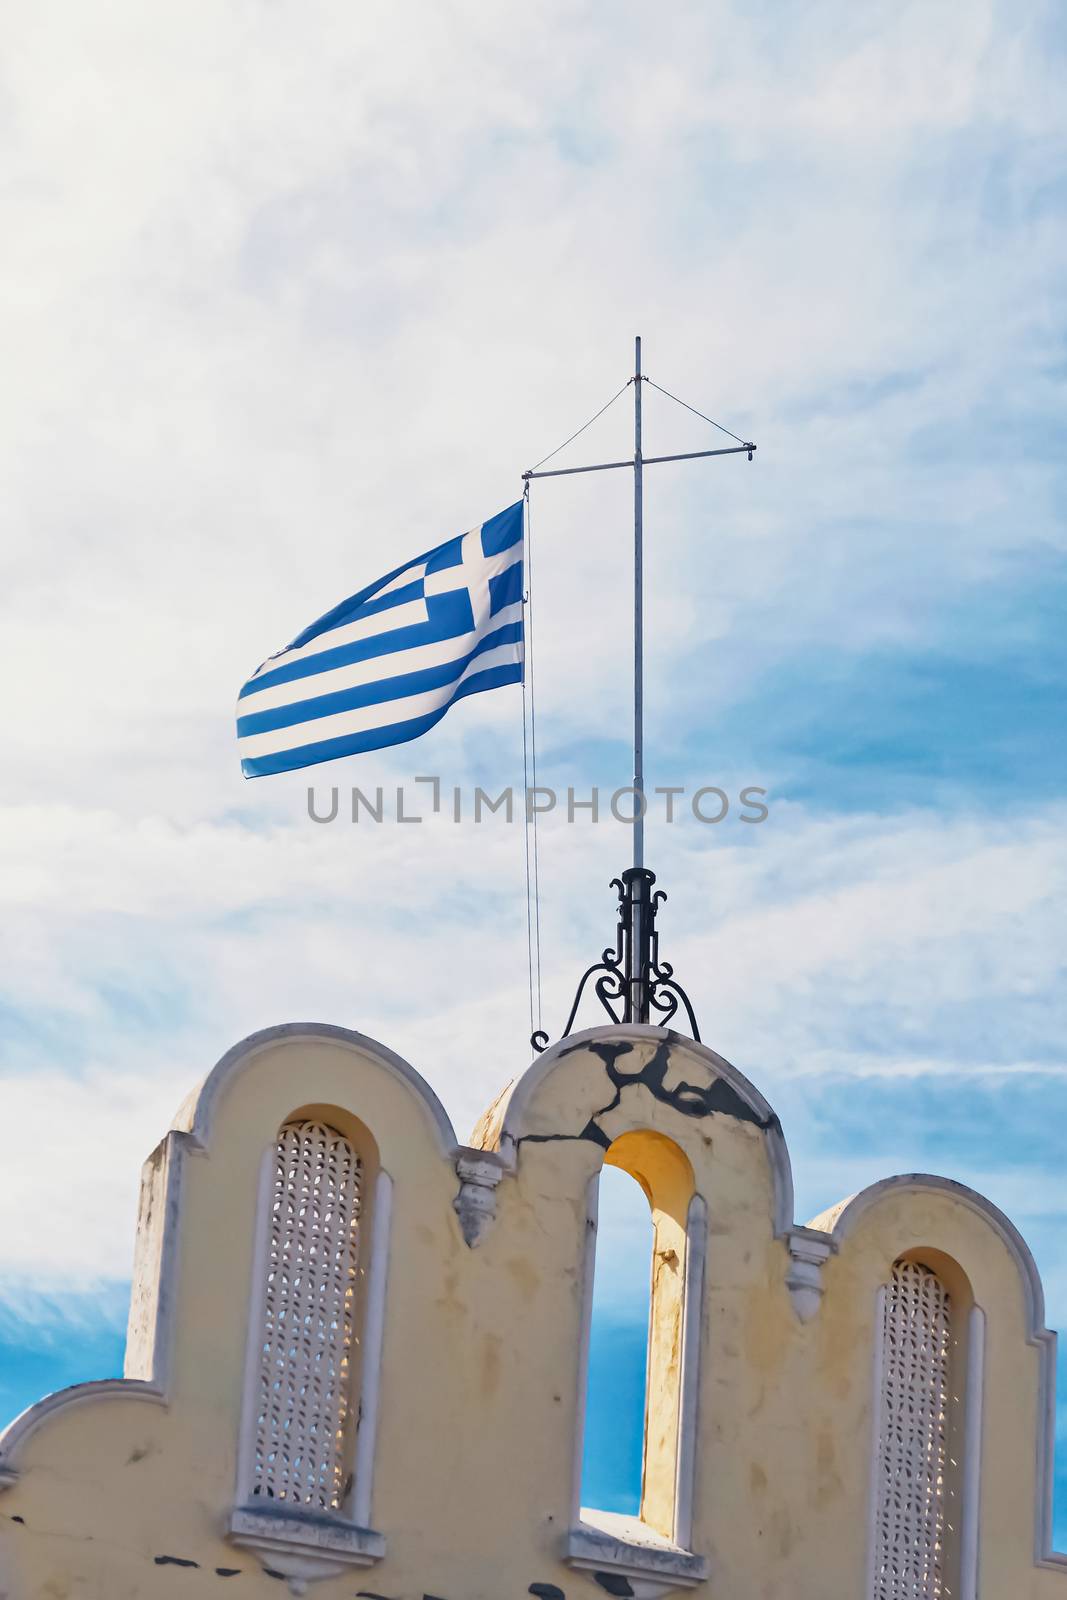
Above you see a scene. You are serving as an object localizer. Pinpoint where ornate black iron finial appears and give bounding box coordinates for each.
[531,867,701,1053]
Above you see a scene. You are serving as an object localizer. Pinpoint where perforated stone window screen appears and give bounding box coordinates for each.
[873,1259,952,1600]
[250,1119,362,1511]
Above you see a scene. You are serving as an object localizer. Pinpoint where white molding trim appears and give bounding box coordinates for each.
[783,1226,835,1323]
[567,1511,709,1599]
[227,1505,385,1596]
[183,1022,458,1156]
[863,1285,887,1600]
[234,1144,276,1505]
[0,1379,166,1487]
[815,1173,1067,1572]
[352,1168,393,1528]
[570,1173,600,1527]
[961,1304,986,1600]
[453,1147,509,1246]
[674,1193,707,1551]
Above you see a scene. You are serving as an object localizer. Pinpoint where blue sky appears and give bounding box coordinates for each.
[1,0,1065,1550]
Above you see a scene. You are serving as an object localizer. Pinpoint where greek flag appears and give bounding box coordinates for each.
[238,500,524,777]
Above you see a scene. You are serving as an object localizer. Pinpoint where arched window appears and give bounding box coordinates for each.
[581,1165,653,1515]
[872,1259,952,1599]
[250,1118,362,1510]
[570,1130,706,1564]
[870,1253,984,1600]
[230,1111,391,1586]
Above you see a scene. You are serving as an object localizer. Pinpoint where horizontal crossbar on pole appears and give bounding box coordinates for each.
[522,442,756,480]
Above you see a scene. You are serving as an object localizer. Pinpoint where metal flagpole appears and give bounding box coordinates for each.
[629,336,648,1023]
[523,339,756,1051]
[633,334,644,871]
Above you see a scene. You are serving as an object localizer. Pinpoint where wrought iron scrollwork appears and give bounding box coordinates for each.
[531,866,701,1053]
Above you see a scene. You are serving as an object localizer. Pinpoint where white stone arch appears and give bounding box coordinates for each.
[809,1172,1067,1574]
[178,1021,458,1155]
[470,1025,798,1598]
[0,1023,459,1495]
[477,1023,796,1238]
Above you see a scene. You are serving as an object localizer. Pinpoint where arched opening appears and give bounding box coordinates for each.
[578,1130,700,1543]
[250,1117,363,1511]
[237,1103,386,1525]
[870,1252,980,1600]
[230,1102,393,1580]
[581,1164,653,1515]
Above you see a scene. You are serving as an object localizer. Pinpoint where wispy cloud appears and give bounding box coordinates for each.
[1,0,1065,1533]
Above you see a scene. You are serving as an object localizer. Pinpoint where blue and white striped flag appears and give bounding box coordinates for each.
[238,500,524,777]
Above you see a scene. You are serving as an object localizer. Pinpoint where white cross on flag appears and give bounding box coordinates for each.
[236,501,524,777]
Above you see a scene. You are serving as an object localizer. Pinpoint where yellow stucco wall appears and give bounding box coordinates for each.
[1,1023,1064,1599]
